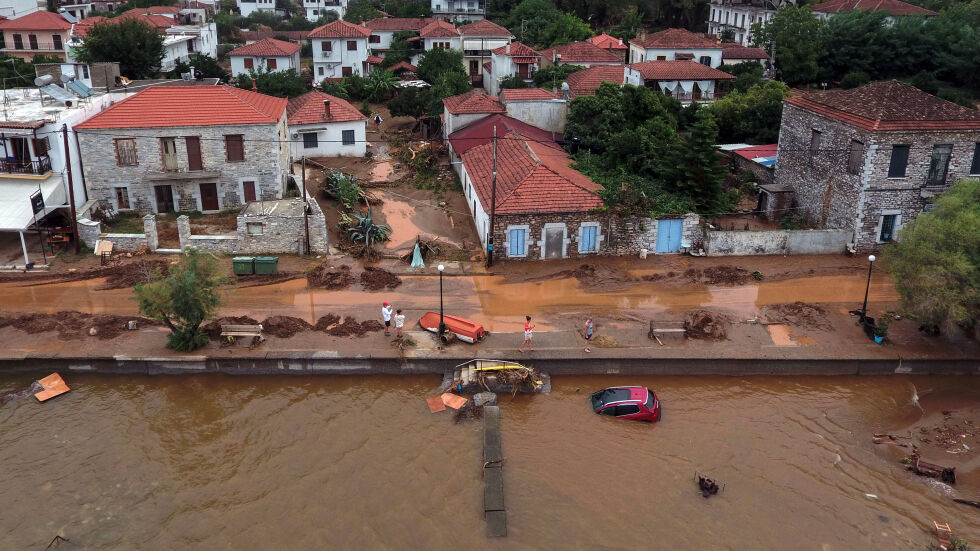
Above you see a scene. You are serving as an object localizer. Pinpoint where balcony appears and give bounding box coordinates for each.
[0,158,53,176]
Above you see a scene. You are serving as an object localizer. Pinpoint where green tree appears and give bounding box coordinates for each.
[883,178,980,333]
[236,67,308,97]
[663,110,729,213]
[431,70,471,98]
[539,11,593,47]
[75,18,165,78]
[751,5,823,86]
[320,79,350,99]
[416,47,466,84]
[718,62,763,93]
[564,82,626,153]
[839,71,870,89]
[707,80,789,144]
[187,53,231,80]
[344,0,381,22]
[613,8,643,39]
[245,10,282,29]
[499,75,528,89]
[381,30,419,68]
[367,69,398,100]
[533,63,585,89]
[504,0,592,48]
[134,248,225,352]
[388,87,442,129]
[816,10,889,82]
[0,54,37,88]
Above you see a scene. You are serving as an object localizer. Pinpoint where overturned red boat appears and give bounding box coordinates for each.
[419,312,486,343]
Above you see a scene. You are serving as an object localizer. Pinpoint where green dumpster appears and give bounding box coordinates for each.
[232,257,255,276]
[254,256,279,275]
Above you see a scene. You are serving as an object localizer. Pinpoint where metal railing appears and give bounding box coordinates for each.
[2,41,64,52]
[0,157,52,175]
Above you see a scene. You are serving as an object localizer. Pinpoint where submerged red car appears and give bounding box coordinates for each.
[590,386,661,422]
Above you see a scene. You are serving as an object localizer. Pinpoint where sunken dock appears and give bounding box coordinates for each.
[483,405,506,537]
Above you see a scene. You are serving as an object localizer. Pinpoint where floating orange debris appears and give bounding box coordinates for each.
[426,396,446,413]
[35,373,70,402]
[441,393,467,410]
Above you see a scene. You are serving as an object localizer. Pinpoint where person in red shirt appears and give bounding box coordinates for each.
[519,315,535,353]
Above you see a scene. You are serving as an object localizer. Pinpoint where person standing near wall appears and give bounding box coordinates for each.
[519,315,535,353]
[584,317,594,353]
[382,302,393,336]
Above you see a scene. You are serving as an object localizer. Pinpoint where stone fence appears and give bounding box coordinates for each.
[705,229,851,256]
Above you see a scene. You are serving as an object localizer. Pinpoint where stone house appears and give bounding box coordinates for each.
[228,38,301,77]
[537,41,624,69]
[773,80,980,251]
[309,19,370,82]
[74,86,290,215]
[628,28,722,68]
[458,20,512,84]
[0,10,73,62]
[484,41,541,96]
[624,61,734,103]
[287,90,367,158]
[811,0,936,20]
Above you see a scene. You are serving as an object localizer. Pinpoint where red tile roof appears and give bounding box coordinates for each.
[449,113,558,156]
[458,19,512,37]
[500,88,561,102]
[721,43,771,60]
[785,80,980,130]
[483,61,492,74]
[456,121,602,214]
[366,55,384,64]
[0,10,72,31]
[538,41,623,64]
[732,144,778,161]
[629,61,733,81]
[308,19,371,38]
[632,28,719,50]
[587,33,628,50]
[115,11,175,30]
[241,29,309,42]
[143,5,181,14]
[420,19,459,38]
[388,61,418,73]
[227,37,300,57]
[287,90,367,125]
[363,17,433,31]
[811,0,937,15]
[442,90,505,115]
[492,41,540,57]
[72,16,106,36]
[563,65,625,97]
[76,86,287,129]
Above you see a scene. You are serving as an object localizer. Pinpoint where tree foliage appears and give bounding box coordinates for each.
[504,0,591,48]
[344,0,382,22]
[751,5,823,86]
[707,81,790,144]
[431,70,471,98]
[388,87,442,127]
[236,67,308,97]
[169,53,230,81]
[883,178,980,333]
[381,30,421,68]
[499,75,528,89]
[0,54,38,88]
[134,248,225,352]
[533,63,585,89]
[76,19,165,78]
[367,69,398,100]
[416,47,466,84]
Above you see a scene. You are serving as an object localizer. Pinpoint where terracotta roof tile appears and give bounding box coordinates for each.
[363,17,433,31]
[241,29,308,41]
[366,55,384,64]
[308,19,371,38]
[491,41,540,57]
[811,0,937,15]
[287,90,367,125]
[483,61,492,74]
[458,19,512,37]
[538,41,623,64]
[72,16,106,36]
[420,19,459,38]
[563,65,625,97]
[442,90,505,115]
[785,80,980,130]
[721,43,771,60]
[629,61,733,81]
[448,113,558,156]
[632,28,719,50]
[115,11,175,30]
[0,10,72,31]
[500,88,561,102]
[76,86,287,129]
[388,61,417,72]
[587,33,628,50]
[228,38,300,57]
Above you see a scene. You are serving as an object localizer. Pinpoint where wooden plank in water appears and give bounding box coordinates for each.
[484,465,505,511]
[482,405,506,537]
[486,510,507,538]
[483,405,502,463]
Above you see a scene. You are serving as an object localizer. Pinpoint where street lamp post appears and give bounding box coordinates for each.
[860,254,876,322]
[438,264,446,337]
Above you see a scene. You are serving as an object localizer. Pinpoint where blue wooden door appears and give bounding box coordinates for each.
[655,219,683,253]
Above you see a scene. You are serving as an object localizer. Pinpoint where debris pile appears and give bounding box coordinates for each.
[0,311,156,340]
[306,264,355,289]
[359,266,402,291]
[762,302,832,330]
[684,310,731,340]
[261,316,313,338]
[685,266,750,286]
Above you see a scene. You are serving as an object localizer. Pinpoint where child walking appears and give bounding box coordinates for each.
[394,309,405,339]
[519,315,535,353]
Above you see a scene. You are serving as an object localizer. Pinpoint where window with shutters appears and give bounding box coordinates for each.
[244,57,254,69]
[507,226,528,257]
[888,145,909,178]
[52,35,62,50]
[225,134,245,162]
[699,55,711,65]
[303,132,318,148]
[847,140,864,174]
[12,34,23,49]
[185,136,203,171]
[267,58,277,69]
[971,143,980,175]
[579,224,598,253]
[369,35,380,43]
[926,144,952,186]
[809,129,821,164]
[347,40,357,50]
[28,35,38,50]
[341,130,355,145]
[114,187,131,209]
[115,138,138,166]
[321,41,332,52]
[31,137,50,157]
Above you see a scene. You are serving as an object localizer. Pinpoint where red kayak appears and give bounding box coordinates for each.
[419,312,486,343]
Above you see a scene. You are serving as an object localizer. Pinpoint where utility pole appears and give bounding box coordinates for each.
[486,126,497,267]
[62,124,79,254]
[301,156,310,255]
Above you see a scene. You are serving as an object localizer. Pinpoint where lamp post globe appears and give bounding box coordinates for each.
[861,255,876,321]
[437,264,446,337]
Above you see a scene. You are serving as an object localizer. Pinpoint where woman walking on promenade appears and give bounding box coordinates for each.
[584,317,594,353]
[519,315,535,353]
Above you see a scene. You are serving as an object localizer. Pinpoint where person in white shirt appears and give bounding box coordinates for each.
[382,302,393,336]
[394,309,406,339]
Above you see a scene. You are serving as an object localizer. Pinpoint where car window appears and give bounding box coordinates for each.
[615,404,640,416]
[645,390,656,410]
[592,388,631,408]
[599,405,617,416]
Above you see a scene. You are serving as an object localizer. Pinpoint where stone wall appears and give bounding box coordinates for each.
[705,229,851,256]
[76,118,289,215]
[633,214,704,254]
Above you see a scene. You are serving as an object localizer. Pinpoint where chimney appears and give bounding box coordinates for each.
[252,79,258,92]
[506,43,510,54]
[323,99,331,119]
[619,38,623,45]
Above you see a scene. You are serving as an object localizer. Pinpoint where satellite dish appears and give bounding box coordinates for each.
[34,74,54,87]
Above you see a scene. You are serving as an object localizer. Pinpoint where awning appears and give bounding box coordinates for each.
[0,174,66,231]
[463,39,508,50]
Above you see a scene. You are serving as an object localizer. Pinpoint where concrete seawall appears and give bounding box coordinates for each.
[1,353,977,376]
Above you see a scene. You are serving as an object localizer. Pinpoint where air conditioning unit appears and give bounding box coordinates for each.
[291,132,300,138]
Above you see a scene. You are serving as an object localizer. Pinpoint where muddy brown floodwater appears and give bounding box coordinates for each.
[1,374,977,550]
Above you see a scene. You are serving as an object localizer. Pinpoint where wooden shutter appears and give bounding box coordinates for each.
[32,137,50,156]
[186,136,203,171]
[225,135,245,162]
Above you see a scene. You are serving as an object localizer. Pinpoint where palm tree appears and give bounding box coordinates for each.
[368,70,398,101]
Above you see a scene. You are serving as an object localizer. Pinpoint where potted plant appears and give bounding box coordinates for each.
[873,320,889,343]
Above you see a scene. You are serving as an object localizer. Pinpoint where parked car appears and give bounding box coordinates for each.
[590,386,661,422]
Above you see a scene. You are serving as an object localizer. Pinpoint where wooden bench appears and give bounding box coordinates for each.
[220,324,264,345]
[649,320,687,344]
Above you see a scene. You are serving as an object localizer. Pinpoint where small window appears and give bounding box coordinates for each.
[244,57,254,69]
[579,225,598,253]
[599,405,616,416]
[267,58,277,69]
[656,55,667,61]
[342,66,353,76]
[114,187,130,209]
[614,404,641,416]
[82,65,89,79]
[879,214,898,242]
[247,222,264,235]
[321,41,332,52]
[347,40,357,51]
[225,134,245,162]
[927,144,952,186]
[318,66,324,76]
[303,132,318,148]
[369,35,380,43]
[809,129,821,163]
[28,34,38,50]
[699,55,711,65]
[971,143,980,175]
[847,139,864,174]
[342,129,355,145]
[115,138,138,166]
[508,228,526,257]
[12,34,23,49]
[52,34,62,50]
[888,144,910,178]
